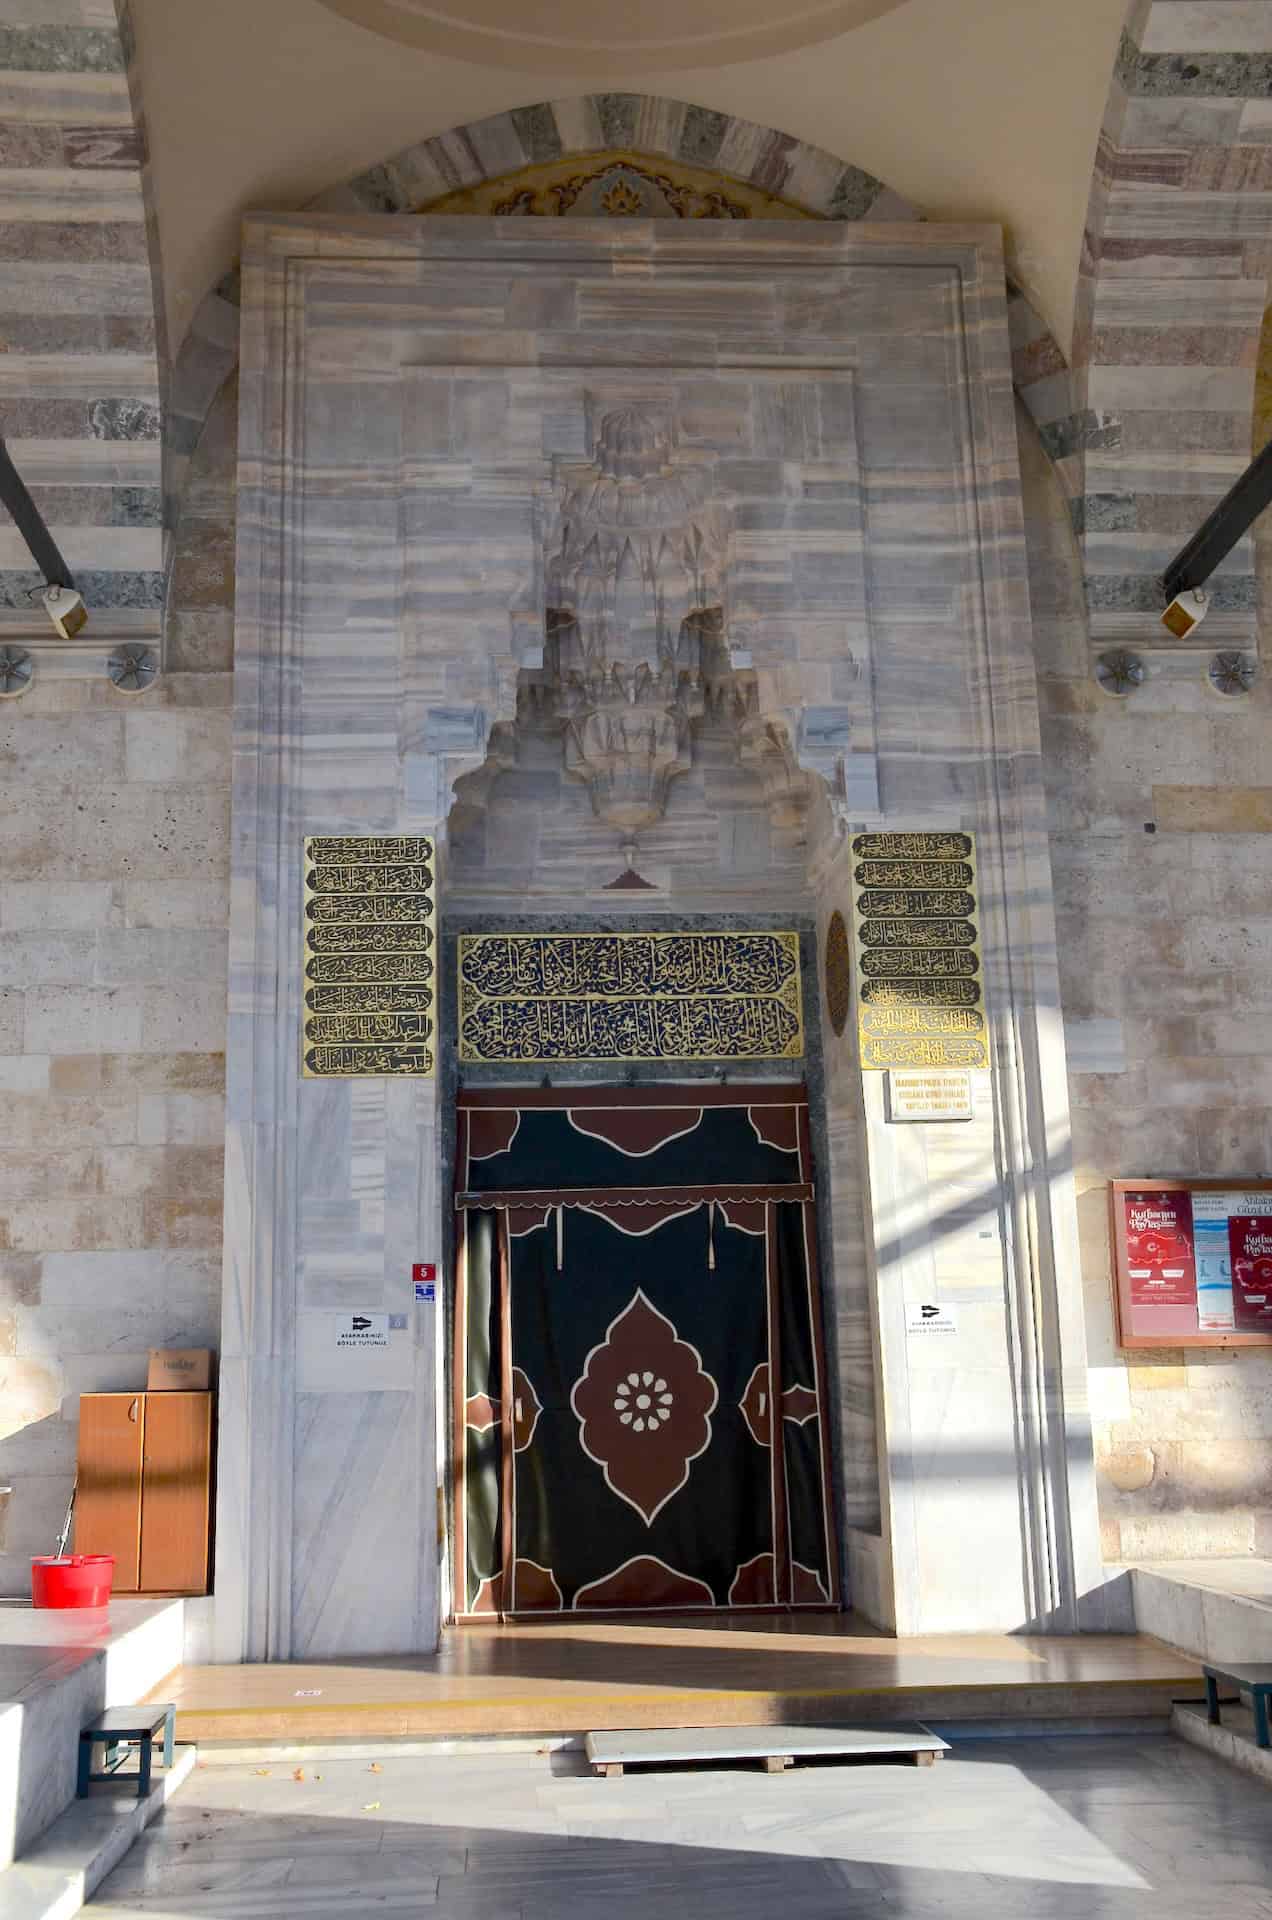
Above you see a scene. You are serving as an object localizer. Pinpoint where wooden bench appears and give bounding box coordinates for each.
[1203,1664,1272,1750]
[77,1703,176,1799]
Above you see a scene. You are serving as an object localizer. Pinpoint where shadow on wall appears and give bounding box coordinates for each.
[0,1410,74,1587]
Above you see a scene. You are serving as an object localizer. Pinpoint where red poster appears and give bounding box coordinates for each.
[1123,1189,1197,1309]
[1229,1216,1272,1329]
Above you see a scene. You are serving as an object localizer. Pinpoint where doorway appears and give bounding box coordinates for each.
[451,1085,839,1618]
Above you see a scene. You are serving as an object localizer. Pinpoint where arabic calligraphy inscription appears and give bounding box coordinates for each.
[302,835,437,1077]
[457,930,803,1064]
[849,831,988,1070]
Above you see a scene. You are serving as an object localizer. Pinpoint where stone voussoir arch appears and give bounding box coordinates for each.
[162,93,1082,671]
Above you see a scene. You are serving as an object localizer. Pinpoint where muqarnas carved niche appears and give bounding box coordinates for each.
[540,402,733,834]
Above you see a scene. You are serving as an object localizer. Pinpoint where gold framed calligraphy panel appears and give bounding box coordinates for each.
[457,930,804,1065]
[849,831,988,1071]
[302,835,437,1077]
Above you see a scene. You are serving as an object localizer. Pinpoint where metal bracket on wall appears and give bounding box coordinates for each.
[0,646,33,697]
[1095,648,1145,697]
[107,644,158,693]
[1208,651,1257,697]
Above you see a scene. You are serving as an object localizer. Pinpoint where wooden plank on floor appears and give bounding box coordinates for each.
[585,1721,949,1776]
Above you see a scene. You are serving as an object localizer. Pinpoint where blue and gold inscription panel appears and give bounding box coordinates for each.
[850,831,988,1070]
[457,930,804,1064]
[302,835,436,1077]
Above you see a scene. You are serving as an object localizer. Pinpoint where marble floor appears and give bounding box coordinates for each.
[86,1732,1272,1920]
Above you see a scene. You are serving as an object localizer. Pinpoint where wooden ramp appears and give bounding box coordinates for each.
[157,1616,1204,1746]
[585,1721,949,1776]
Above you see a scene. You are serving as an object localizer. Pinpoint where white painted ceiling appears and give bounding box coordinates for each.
[312,0,919,69]
[132,0,1128,358]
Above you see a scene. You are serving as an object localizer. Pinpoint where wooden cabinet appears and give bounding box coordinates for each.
[75,1392,213,1595]
[75,1393,146,1588]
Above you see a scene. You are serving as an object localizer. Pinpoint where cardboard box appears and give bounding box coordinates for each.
[147,1348,213,1392]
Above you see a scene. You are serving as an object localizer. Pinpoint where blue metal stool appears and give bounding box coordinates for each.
[77,1703,176,1798]
[1203,1664,1272,1750]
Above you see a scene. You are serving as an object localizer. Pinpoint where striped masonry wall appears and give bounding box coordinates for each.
[0,0,164,639]
[1078,0,1272,652]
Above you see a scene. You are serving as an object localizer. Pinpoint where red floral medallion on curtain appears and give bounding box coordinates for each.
[453,1086,838,1617]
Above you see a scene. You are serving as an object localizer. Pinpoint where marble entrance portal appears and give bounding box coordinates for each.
[211,213,1118,1660]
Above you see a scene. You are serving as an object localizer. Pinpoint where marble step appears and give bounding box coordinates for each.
[1131,1558,1272,1665]
[1172,1698,1272,1787]
[0,1744,195,1920]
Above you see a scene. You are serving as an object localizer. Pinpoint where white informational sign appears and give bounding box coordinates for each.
[297,1311,412,1391]
[334,1312,389,1350]
[886,1069,974,1123]
[1191,1190,1255,1332]
[905,1302,959,1336]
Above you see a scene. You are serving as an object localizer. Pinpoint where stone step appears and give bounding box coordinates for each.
[0,1744,195,1920]
[1172,1699,1272,1787]
[1132,1559,1272,1665]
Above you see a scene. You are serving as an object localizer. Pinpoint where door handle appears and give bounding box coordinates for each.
[128,1398,139,1423]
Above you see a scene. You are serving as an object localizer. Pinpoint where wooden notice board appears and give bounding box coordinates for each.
[1110,1179,1272,1350]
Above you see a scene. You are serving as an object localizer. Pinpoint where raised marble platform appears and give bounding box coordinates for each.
[0,1599,184,1869]
[157,1618,1202,1746]
[1131,1560,1272,1667]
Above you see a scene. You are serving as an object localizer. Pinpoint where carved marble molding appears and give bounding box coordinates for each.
[540,399,728,833]
[164,96,1078,681]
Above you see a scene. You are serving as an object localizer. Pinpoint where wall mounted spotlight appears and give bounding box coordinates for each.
[0,438,86,637]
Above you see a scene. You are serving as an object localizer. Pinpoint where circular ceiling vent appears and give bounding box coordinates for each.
[314,0,917,71]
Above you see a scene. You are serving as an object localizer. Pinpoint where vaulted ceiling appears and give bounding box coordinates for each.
[312,0,920,68]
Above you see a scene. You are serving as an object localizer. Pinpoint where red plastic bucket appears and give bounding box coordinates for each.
[31,1555,115,1609]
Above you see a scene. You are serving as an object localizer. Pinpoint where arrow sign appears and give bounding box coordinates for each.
[905,1302,958,1336]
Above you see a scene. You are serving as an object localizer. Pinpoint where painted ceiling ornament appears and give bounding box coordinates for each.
[599,175,647,216]
[540,401,733,835]
[470,156,762,222]
[571,1288,718,1523]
